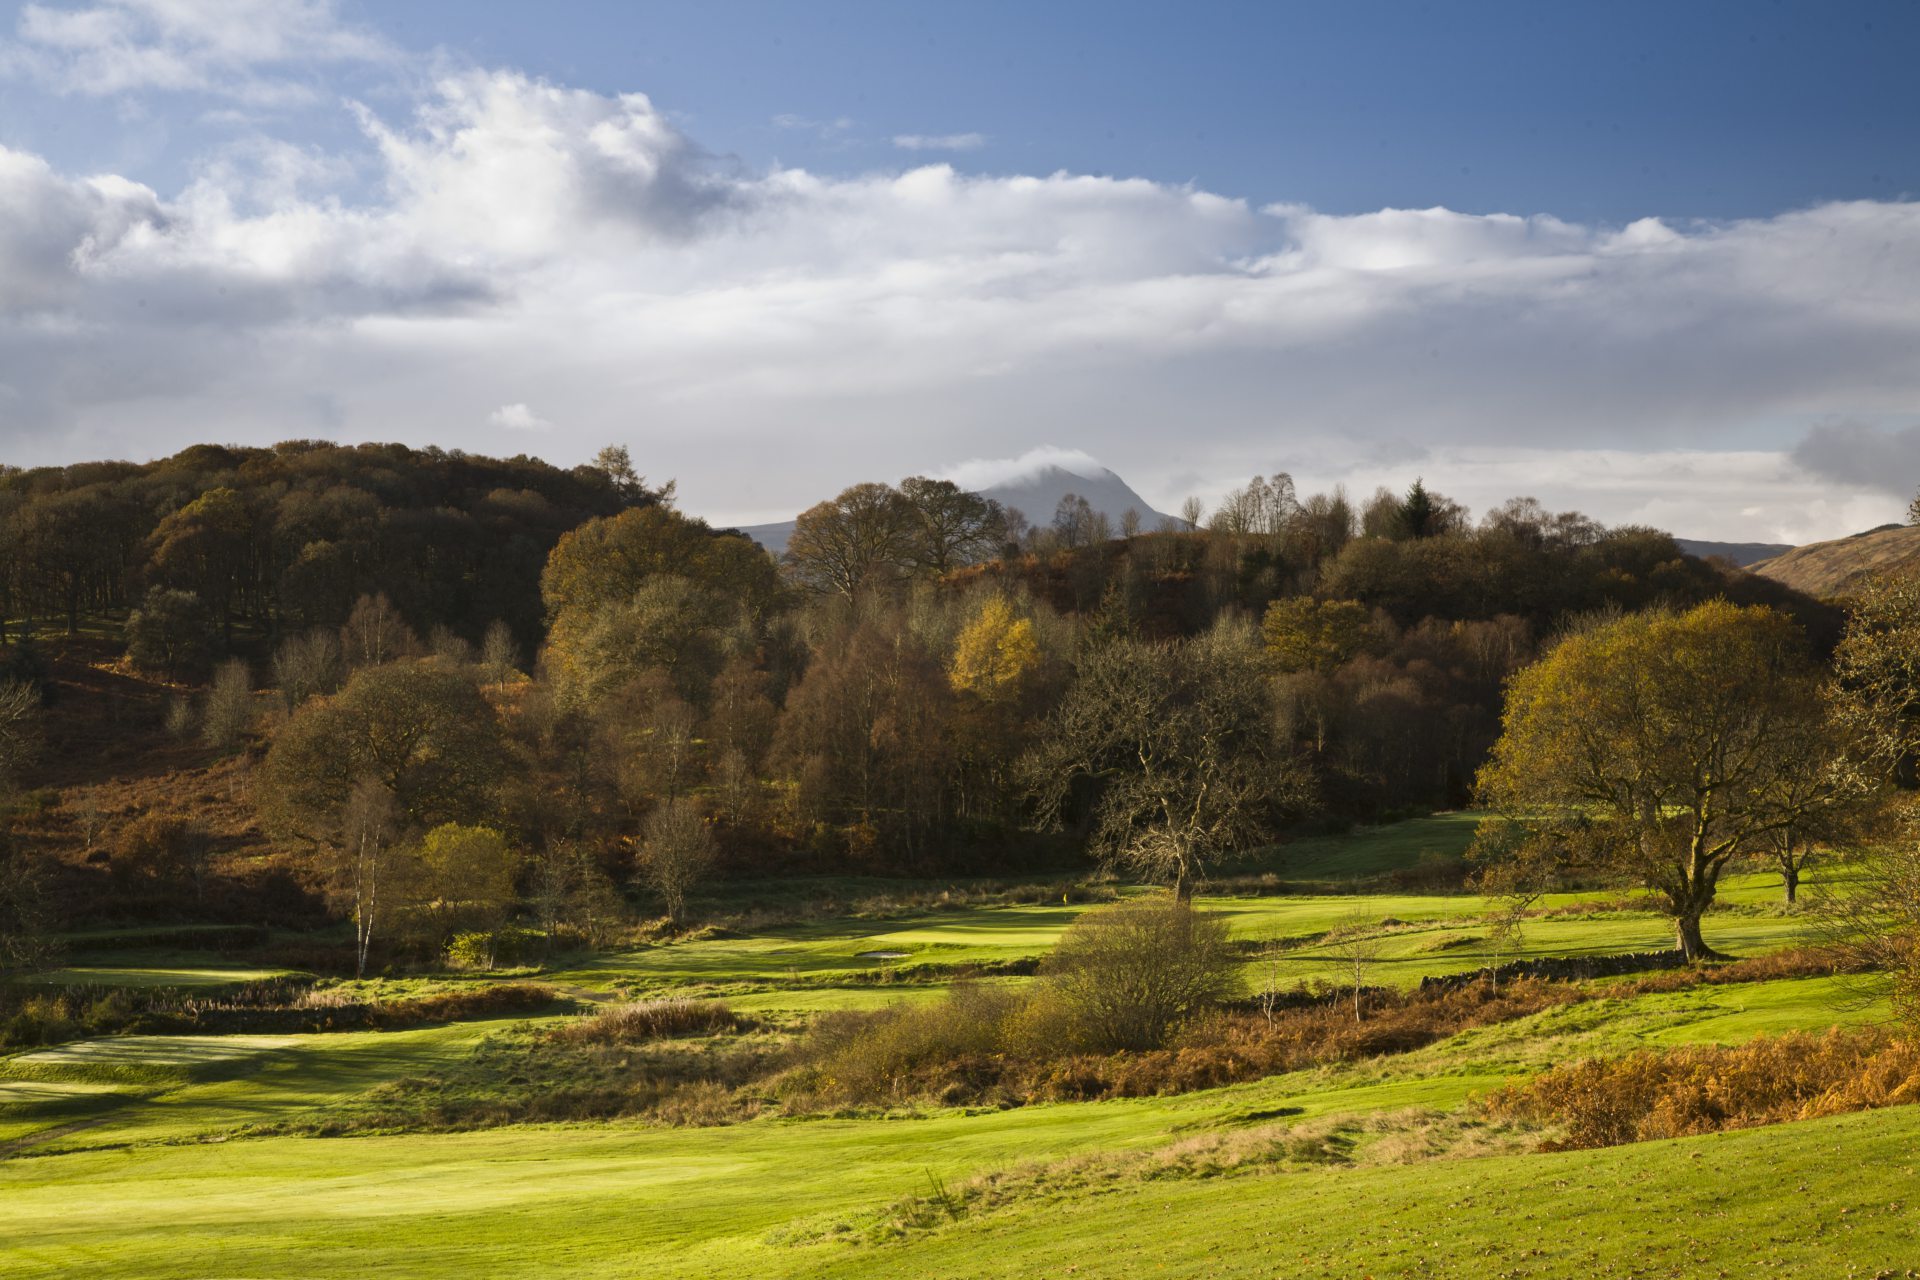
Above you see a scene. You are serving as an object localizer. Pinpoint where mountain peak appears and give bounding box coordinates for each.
[734,451,1176,554]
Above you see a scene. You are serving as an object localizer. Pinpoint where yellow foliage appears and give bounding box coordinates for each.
[950,596,1039,699]
[1261,597,1371,673]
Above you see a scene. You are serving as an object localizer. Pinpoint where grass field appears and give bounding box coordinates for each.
[0,816,1907,1277]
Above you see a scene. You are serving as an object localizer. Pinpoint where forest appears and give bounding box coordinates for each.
[0,441,1844,962]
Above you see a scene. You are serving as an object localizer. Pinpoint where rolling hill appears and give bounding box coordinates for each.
[1749,523,1920,596]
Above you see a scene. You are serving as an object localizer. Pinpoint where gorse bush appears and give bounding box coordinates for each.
[1485,1028,1920,1149]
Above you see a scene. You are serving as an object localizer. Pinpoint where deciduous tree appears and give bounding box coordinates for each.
[639,798,715,923]
[950,596,1039,700]
[1476,602,1867,959]
[785,482,920,598]
[1023,625,1311,896]
[258,661,511,839]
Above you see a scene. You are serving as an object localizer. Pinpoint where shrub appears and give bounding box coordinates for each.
[110,813,203,884]
[444,927,541,971]
[1485,1028,1920,1149]
[796,982,1027,1104]
[553,999,739,1046]
[787,972,1586,1111]
[1043,895,1237,1051]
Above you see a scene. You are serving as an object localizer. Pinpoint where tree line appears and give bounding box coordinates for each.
[0,440,663,659]
[5,448,1902,989]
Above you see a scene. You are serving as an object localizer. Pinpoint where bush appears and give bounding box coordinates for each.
[788,972,1587,1111]
[552,999,739,1046]
[1485,1028,1920,1149]
[1043,895,1238,1051]
[444,927,542,971]
[797,982,1030,1105]
[110,813,203,885]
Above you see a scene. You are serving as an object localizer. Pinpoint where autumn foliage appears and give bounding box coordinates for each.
[1486,1029,1920,1149]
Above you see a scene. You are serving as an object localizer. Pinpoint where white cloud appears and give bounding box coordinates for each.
[3,0,394,101]
[937,446,1111,491]
[488,402,553,432]
[773,113,854,141]
[1,66,1919,541]
[892,132,986,152]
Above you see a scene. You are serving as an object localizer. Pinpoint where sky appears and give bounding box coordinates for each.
[1,0,1918,542]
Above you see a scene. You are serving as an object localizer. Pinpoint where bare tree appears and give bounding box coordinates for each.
[1023,627,1312,897]
[898,476,1005,573]
[1818,814,1920,1033]
[429,625,475,666]
[0,679,42,796]
[273,629,344,711]
[715,748,756,823]
[785,482,920,598]
[529,841,625,953]
[0,835,57,974]
[336,778,399,980]
[1323,913,1388,1023]
[340,593,416,668]
[200,658,254,750]
[73,786,106,853]
[639,798,716,924]
[481,620,519,689]
[164,694,195,741]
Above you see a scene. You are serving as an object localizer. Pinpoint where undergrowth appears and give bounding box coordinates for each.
[1485,1027,1920,1149]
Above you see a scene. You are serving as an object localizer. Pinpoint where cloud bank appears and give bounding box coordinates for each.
[1,20,1918,539]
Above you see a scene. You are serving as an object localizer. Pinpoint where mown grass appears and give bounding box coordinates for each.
[0,816,1897,1278]
[0,1016,546,1153]
[1,1066,1912,1278]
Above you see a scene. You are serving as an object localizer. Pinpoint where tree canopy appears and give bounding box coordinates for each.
[1475,601,1871,959]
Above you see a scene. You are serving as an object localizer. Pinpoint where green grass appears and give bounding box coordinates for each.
[0,1017,545,1153]
[0,815,1897,1277]
[1262,811,1481,881]
[546,869,1823,1012]
[13,961,294,990]
[1,1033,1909,1278]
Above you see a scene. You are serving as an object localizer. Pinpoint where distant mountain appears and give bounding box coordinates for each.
[979,463,1181,533]
[1674,538,1794,568]
[737,462,1179,556]
[1749,523,1919,597]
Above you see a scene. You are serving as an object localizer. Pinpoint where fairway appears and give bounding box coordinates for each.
[0,818,1908,1278]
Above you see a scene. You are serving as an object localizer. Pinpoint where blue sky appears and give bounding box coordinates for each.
[2,0,1919,540]
[9,1,1915,220]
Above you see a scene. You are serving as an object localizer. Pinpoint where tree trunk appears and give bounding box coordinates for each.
[1674,914,1715,962]
[1782,867,1799,904]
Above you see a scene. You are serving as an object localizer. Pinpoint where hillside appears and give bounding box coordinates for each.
[1673,537,1793,567]
[1749,522,1920,596]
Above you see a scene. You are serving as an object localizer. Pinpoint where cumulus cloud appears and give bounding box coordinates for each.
[2,0,394,102]
[487,402,553,432]
[1789,420,1920,497]
[1,59,1918,540]
[892,132,986,151]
